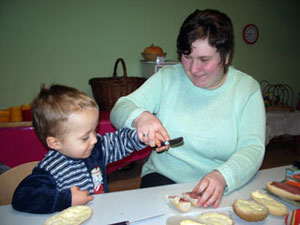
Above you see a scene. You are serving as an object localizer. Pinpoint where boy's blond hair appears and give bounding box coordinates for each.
[32,84,99,147]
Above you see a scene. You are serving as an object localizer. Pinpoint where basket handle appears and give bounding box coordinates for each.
[113,58,127,79]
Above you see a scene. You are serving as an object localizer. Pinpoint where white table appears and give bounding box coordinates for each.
[0,165,298,225]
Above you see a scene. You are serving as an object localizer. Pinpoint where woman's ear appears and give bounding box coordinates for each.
[46,136,61,150]
[225,52,231,65]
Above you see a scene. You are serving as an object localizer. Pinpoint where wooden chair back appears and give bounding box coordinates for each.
[0,161,39,205]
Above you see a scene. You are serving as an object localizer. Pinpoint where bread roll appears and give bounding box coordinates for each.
[197,212,234,225]
[251,190,288,216]
[182,192,201,207]
[44,205,93,225]
[266,181,300,201]
[180,219,207,225]
[233,199,268,222]
[169,196,191,212]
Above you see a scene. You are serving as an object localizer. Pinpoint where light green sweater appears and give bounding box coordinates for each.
[110,64,266,194]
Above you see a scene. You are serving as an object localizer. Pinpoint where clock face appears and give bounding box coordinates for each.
[243,24,259,44]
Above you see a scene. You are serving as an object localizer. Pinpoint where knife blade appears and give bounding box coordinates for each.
[161,137,184,147]
[108,213,165,225]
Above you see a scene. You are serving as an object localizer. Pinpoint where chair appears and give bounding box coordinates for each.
[259,80,295,111]
[0,161,39,205]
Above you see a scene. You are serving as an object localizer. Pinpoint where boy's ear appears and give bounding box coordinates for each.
[46,136,61,150]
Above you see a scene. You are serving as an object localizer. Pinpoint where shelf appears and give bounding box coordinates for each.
[140,60,179,64]
[0,121,32,128]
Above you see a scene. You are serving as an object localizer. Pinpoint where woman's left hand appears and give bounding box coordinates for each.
[133,111,169,151]
[192,170,226,208]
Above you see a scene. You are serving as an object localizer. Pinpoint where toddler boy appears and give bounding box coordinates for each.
[12,84,150,214]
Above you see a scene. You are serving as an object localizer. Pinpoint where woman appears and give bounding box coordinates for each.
[110,9,265,208]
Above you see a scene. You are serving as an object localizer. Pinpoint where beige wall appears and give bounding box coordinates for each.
[1,0,299,109]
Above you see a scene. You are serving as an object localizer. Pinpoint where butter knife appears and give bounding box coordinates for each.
[161,137,184,147]
[108,213,165,225]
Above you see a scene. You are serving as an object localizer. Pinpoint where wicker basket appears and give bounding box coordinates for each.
[89,58,146,110]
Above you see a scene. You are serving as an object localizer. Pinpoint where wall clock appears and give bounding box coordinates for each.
[243,24,259,44]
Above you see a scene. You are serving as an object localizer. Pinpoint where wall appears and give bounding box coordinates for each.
[1,0,299,109]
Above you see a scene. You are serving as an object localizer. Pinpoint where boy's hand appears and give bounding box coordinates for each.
[71,186,94,206]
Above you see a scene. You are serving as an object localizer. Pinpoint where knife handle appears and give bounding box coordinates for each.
[160,140,170,147]
[108,221,129,225]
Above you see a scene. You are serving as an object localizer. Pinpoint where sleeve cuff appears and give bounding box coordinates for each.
[215,166,233,195]
[125,108,149,128]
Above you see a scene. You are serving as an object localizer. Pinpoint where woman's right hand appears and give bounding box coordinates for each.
[192,170,226,208]
[133,111,170,151]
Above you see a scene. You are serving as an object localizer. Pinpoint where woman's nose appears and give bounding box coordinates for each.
[190,60,201,74]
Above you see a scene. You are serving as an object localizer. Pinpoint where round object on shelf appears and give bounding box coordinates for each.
[141,44,167,61]
[141,52,167,61]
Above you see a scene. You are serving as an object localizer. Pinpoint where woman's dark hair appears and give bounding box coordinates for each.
[177,9,234,72]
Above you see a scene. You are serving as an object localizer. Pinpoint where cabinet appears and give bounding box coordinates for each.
[0,111,152,174]
[140,60,179,78]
